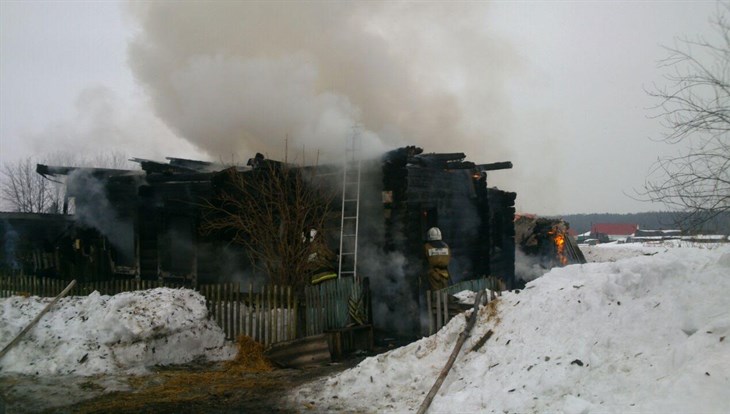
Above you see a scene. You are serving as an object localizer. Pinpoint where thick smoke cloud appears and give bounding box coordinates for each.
[24,86,200,162]
[126,2,519,164]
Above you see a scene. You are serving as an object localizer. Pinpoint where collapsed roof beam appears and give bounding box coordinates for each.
[476,161,513,171]
[36,164,137,181]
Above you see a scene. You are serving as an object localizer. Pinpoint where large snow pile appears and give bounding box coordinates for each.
[291,244,730,413]
[0,288,236,376]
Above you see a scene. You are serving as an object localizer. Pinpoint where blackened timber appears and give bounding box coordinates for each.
[36,164,138,179]
[476,161,513,171]
[165,157,220,172]
[406,168,476,203]
[416,153,466,162]
[411,153,466,168]
[133,158,199,175]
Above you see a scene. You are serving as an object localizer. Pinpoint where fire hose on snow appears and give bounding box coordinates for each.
[417,288,486,414]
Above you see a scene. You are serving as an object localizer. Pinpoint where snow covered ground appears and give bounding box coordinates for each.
[2,242,729,413]
[289,242,730,413]
[0,288,235,376]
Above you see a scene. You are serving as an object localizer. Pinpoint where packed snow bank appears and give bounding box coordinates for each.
[580,241,666,263]
[0,288,236,376]
[290,244,730,413]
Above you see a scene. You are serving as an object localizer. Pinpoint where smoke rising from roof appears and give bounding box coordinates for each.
[126,2,519,163]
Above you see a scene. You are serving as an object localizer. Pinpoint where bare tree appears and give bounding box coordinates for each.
[200,159,337,291]
[643,5,730,229]
[1,157,59,213]
[1,151,135,214]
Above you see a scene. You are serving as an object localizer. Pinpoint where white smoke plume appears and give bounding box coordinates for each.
[24,86,201,162]
[65,169,136,260]
[125,2,519,164]
[515,248,548,283]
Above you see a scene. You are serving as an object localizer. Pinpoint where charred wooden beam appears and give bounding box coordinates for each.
[475,161,513,171]
[410,152,467,168]
[166,157,221,172]
[131,158,199,175]
[36,164,138,180]
[415,152,466,162]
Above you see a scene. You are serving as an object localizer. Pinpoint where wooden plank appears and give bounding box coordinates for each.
[427,290,434,335]
[223,283,229,339]
[435,291,442,331]
[248,284,253,340]
[273,285,279,344]
[292,291,298,341]
[442,291,449,328]
[216,284,222,330]
[266,285,271,345]
[0,280,77,361]
[264,334,331,368]
[228,283,233,339]
[256,289,262,343]
[235,283,241,340]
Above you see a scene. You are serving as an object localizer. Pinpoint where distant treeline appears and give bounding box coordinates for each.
[557,212,730,235]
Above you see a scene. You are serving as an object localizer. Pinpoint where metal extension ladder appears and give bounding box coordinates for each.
[338,127,362,282]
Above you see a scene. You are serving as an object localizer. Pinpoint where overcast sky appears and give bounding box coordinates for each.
[0,1,721,215]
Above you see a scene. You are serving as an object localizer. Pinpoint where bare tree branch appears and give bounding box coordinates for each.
[640,4,730,229]
[200,160,337,291]
[1,157,57,213]
[1,152,136,214]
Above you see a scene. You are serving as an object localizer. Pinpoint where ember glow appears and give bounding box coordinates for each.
[549,228,569,266]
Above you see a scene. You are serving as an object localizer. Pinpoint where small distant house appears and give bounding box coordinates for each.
[628,229,682,243]
[590,223,639,243]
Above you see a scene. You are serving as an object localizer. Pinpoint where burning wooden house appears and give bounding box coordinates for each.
[1,146,517,339]
[514,214,586,287]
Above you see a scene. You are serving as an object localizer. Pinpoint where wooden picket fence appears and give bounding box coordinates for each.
[0,275,182,298]
[199,283,297,346]
[0,275,367,347]
[426,277,502,335]
[303,277,366,336]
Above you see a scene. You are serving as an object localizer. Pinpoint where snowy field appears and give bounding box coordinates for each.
[0,288,236,377]
[289,242,730,413]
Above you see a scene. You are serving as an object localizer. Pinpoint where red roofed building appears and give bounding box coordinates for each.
[591,223,639,242]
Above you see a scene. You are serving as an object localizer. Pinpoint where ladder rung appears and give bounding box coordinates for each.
[343,216,358,220]
[340,252,356,256]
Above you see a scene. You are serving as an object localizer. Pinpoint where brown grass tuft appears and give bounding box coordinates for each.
[226,335,274,373]
[72,336,277,413]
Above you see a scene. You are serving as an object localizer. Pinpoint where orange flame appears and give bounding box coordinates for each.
[548,228,569,266]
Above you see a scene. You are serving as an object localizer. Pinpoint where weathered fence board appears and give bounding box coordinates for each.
[198,283,298,346]
[426,277,500,335]
[303,277,360,336]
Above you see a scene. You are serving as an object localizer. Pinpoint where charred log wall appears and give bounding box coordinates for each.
[486,188,516,287]
[371,151,516,339]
